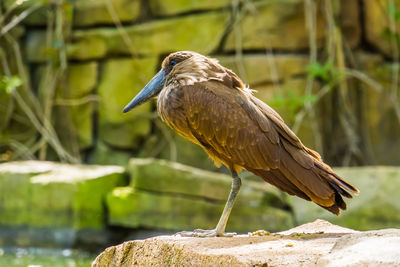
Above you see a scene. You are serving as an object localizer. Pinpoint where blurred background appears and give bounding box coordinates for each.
[1,0,400,266]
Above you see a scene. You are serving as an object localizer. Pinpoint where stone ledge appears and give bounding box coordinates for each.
[92,219,400,267]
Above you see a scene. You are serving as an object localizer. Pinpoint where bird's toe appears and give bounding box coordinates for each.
[175,229,236,237]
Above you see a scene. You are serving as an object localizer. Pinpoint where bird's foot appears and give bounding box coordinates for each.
[176,228,236,237]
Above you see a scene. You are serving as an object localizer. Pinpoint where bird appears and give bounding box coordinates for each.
[123,51,359,237]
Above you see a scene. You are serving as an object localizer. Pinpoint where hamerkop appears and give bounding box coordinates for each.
[123,51,359,237]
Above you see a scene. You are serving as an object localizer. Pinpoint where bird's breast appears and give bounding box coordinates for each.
[157,85,194,140]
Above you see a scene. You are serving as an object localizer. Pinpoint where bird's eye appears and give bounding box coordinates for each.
[170,60,177,66]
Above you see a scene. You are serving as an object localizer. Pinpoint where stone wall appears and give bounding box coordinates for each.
[1,0,400,167]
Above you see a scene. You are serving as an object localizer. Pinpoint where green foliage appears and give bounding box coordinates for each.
[0,75,22,95]
[387,2,400,22]
[306,61,334,82]
[269,89,317,111]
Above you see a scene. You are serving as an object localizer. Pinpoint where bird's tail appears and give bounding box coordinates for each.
[248,148,359,215]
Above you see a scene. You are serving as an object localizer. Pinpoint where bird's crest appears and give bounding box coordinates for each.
[162,51,247,91]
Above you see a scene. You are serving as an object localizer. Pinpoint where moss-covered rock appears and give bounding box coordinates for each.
[5,0,140,26]
[107,187,292,233]
[69,10,229,60]
[149,0,233,15]
[107,158,293,232]
[217,54,309,85]
[0,161,126,229]
[66,62,98,98]
[128,158,283,205]
[224,0,325,51]
[98,57,157,149]
[290,167,400,230]
[88,141,132,167]
[73,0,141,26]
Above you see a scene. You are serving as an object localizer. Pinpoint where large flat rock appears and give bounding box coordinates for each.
[92,219,400,266]
[0,161,126,230]
[107,158,293,233]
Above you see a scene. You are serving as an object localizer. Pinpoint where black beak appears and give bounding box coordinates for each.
[123,69,166,113]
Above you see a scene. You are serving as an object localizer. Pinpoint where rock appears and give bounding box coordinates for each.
[128,158,283,204]
[65,62,98,98]
[107,187,292,233]
[290,167,400,230]
[97,57,157,149]
[26,31,48,63]
[69,11,229,60]
[224,0,325,51]
[73,0,141,26]
[107,158,293,233]
[92,219,400,267]
[364,0,398,58]
[149,0,234,16]
[88,142,132,167]
[217,54,309,86]
[0,161,126,229]
[5,0,140,26]
[69,102,94,149]
[59,62,98,149]
[340,0,361,48]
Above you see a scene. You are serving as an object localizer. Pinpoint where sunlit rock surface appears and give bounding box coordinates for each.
[0,161,126,247]
[92,219,400,267]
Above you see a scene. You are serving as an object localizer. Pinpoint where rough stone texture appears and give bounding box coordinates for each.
[97,58,157,149]
[128,158,284,205]
[63,62,98,149]
[107,158,293,233]
[340,0,361,48]
[224,0,326,51]
[88,142,132,167]
[68,11,229,60]
[217,54,309,86]
[107,187,292,233]
[149,0,234,15]
[92,219,400,267]
[364,0,399,58]
[0,161,126,229]
[73,0,141,26]
[290,167,400,230]
[65,62,98,98]
[7,0,140,26]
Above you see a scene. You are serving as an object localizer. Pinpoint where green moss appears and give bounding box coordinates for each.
[97,57,157,149]
[0,161,126,230]
[70,10,229,58]
[74,0,141,26]
[149,0,233,15]
[224,0,325,51]
[107,187,293,232]
[66,62,98,98]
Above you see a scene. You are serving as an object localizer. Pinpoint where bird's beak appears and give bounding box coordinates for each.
[123,69,166,113]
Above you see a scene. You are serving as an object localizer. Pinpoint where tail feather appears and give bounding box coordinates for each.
[248,149,358,216]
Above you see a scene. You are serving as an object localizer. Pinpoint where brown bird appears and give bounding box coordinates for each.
[123,51,359,237]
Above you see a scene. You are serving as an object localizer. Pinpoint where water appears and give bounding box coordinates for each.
[0,247,95,267]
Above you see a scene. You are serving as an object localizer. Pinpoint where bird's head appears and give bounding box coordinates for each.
[123,51,230,113]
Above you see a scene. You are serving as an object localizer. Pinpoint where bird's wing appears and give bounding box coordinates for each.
[181,81,338,207]
[182,81,280,170]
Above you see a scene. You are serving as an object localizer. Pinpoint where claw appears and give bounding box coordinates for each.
[176,229,237,237]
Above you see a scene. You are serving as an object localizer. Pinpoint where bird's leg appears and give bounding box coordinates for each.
[178,171,242,237]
